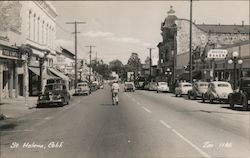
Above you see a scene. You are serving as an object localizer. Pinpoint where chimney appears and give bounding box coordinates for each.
[242,20,244,26]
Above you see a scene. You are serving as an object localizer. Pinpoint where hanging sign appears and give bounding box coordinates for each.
[207,49,228,59]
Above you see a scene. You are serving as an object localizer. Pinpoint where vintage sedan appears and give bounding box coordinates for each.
[202,81,233,103]
[124,82,135,92]
[75,82,90,96]
[157,82,170,93]
[228,77,250,110]
[148,82,158,91]
[37,83,70,107]
[175,82,192,97]
[188,81,209,100]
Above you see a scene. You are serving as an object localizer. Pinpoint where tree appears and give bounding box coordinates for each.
[125,52,141,77]
[94,64,111,79]
[109,59,125,79]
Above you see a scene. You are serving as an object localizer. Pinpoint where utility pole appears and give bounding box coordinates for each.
[189,0,193,83]
[66,21,86,92]
[86,45,96,82]
[148,48,154,82]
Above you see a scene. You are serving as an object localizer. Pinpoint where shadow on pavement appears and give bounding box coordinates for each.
[221,106,250,112]
[100,104,115,106]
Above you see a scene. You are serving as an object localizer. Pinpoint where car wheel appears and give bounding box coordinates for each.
[188,92,191,99]
[202,94,205,103]
[242,94,248,111]
[209,95,214,104]
[157,90,159,93]
[229,95,234,109]
[175,93,178,97]
[193,93,197,100]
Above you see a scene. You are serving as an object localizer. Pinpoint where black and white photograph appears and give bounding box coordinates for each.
[0,0,249,158]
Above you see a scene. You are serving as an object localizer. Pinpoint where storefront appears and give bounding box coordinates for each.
[0,44,25,101]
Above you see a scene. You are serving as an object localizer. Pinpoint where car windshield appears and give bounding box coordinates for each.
[78,83,87,87]
[126,84,133,88]
[183,84,191,87]
[217,83,229,87]
[45,84,62,91]
[199,83,208,87]
[159,82,167,85]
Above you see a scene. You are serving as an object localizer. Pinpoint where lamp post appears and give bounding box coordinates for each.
[165,68,172,86]
[227,51,243,90]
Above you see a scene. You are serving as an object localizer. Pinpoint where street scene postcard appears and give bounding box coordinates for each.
[0,1,249,158]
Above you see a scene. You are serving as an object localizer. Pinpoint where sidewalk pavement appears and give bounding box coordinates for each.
[0,96,38,120]
[0,89,75,121]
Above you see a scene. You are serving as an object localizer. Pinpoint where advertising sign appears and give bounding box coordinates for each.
[207,49,228,59]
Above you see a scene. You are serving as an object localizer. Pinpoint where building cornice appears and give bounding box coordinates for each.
[34,1,57,20]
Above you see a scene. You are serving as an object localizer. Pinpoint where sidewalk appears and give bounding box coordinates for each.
[0,96,38,120]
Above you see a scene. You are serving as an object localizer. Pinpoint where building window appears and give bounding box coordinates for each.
[37,17,40,43]
[33,14,36,41]
[42,21,44,44]
[28,10,32,39]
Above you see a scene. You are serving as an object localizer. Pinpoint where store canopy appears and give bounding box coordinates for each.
[178,71,202,81]
[29,67,40,76]
[48,68,69,81]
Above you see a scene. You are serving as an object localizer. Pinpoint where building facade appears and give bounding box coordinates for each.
[0,1,58,97]
[158,6,250,85]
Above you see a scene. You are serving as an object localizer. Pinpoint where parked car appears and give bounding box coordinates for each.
[228,77,250,110]
[144,83,149,90]
[37,83,70,107]
[135,81,145,90]
[75,82,90,96]
[188,81,209,99]
[157,82,170,93]
[175,82,192,97]
[149,82,158,91]
[124,82,135,92]
[202,81,233,103]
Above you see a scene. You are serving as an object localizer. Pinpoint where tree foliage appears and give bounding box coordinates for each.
[126,52,141,73]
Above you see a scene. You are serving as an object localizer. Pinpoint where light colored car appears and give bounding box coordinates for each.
[175,82,192,97]
[202,81,233,103]
[188,81,209,99]
[124,82,135,92]
[149,82,158,91]
[75,82,90,95]
[157,82,170,93]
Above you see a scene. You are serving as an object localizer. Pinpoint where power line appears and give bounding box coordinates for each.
[66,21,86,92]
[86,45,96,82]
[147,47,154,81]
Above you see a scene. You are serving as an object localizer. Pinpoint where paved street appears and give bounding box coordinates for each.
[0,84,249,158]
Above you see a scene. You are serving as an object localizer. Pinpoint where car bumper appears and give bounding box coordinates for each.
[37,99,63,105]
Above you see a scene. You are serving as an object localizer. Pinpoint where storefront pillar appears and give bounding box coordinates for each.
[0,64,3,102]
[9,64,13,98]
[15,62,18,98]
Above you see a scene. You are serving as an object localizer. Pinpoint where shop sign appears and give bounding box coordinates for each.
[1,49,20,58]
[207,49,228,59]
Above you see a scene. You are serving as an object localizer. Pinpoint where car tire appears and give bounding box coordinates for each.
[157,90,159,93]
[202,94,205,103]
[188,92,191,99]
[242,94,248,111]
[209,95,214,104]
[229,95,234,109]
[193,93,197,100]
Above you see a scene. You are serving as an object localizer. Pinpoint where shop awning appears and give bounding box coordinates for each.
[48,68,69,81]
[29,67,40,76]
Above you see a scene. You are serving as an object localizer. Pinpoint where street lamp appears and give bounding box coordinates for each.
[227,51,243,90]
[165,68,172,85]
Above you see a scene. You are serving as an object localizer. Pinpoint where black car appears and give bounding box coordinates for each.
[228,77,250,110]
[37,83,70,107]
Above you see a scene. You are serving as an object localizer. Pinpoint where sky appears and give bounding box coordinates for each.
[51,0,249,64]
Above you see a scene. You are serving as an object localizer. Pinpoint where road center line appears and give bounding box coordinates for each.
[171,129,211,158]
[1,129,33,133]
[159,120,172,129]
[142,106,151,113]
